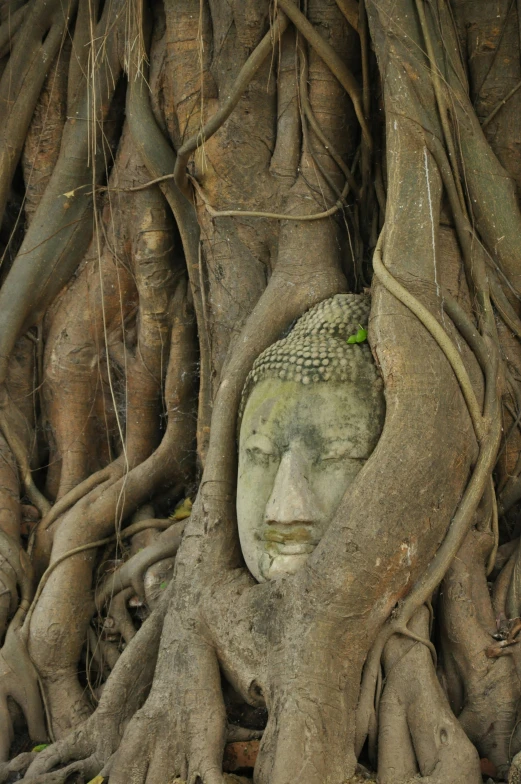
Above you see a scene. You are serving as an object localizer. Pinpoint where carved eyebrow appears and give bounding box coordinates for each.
[243,433,278,454]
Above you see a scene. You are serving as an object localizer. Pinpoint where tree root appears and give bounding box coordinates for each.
[0,593,168,781]
[100,587,136,647]
[39,463,123,534]
[372,232,484,439]
[0,529,32,631]
[0,2,519,782]
[22,281,195,735]
[107,620,228,784]
[0,0,123,386]
[0,625,46,761]
[277,0,371,148]
[0,4,27,58]
[439,529,521,776]
[190,171,349,223]
[0,436,23,641]
[0,0,76,223]
[126,49,210,466]
[95,520,185,608]
[356,230,502,756]
[378,607,481,784]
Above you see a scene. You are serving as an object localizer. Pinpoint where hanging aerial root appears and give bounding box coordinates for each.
[126,44,211,466]
[0,4,27,58]
[372,232,484,439]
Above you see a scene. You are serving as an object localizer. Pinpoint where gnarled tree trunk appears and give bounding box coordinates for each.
[0,0,520,782]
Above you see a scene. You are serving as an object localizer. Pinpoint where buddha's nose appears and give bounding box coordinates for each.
[264,449,323,525]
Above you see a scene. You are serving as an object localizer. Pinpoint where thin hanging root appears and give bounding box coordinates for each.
[0,411,50,517]
[299,80,352,212]
[173,12,290,196]
[277,0,371,150]
[0,5,27,58]
[488,269,521,341]
[356,230,501,755]
[189,173,349,222]
[481,78,521,128]
[418,126,495,338]
[358,0,372,219]
[414,0,466,211]
[39,463,121,532]
[298,47,360,197]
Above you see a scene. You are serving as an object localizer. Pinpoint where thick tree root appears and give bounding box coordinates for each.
[439,529,521,777]
[378,607,481,784]
[1,2,520,782]
[0,626,46,762]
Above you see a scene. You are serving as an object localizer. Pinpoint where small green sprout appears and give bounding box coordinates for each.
[346,326,368,344]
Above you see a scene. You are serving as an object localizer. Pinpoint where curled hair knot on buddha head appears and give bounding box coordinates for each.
[239,293,384,421]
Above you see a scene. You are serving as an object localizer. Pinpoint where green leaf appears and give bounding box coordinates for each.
[346,327,367,344]
[160,581,167,590]
[86,776,104,784]
[32,744,49,753]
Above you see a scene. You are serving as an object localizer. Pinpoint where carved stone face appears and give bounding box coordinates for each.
[237,377,384,582]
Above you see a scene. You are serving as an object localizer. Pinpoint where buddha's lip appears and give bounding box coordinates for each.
[262,528,318,555]
[262,526,316,544]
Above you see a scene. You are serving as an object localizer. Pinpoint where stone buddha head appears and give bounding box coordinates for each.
[237,294,385,582]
